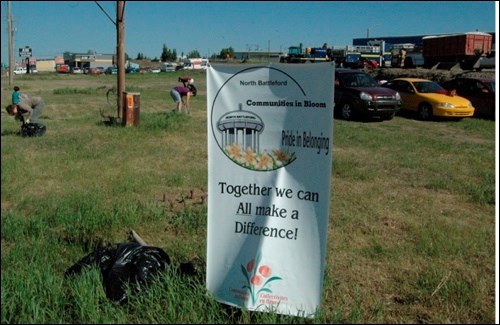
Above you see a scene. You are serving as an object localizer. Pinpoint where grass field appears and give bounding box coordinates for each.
[1,69,497,324]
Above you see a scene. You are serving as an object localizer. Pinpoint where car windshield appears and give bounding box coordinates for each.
[340,73,377,87]
[413,81,445,93]
[484,81,495,92]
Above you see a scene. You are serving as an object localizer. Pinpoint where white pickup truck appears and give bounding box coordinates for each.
[13,67,27,75]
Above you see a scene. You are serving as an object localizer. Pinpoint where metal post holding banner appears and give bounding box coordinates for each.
[122,92,140,126]
[206,62,335,318]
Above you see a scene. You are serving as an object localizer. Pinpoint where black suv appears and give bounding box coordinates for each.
[334,69,401,120]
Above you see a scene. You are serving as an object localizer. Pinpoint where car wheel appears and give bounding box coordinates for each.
[340,102,354,120]
[418,103,433,121]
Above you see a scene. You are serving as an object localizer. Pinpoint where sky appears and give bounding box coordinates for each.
[1,1,498,63]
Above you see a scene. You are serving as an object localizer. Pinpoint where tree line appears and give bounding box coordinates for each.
[135,44,235,61]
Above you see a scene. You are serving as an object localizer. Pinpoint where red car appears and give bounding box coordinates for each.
[441,77,495,120]
[89,68,102,75]
[334,69,401,121]
[56,64,70,74]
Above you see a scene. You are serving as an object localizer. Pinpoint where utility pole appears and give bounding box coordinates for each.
[116,1,125,118]
[8,1,14,85]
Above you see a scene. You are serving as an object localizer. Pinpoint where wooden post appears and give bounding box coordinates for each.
[122,92,140,126]
[116,1,125,119]
[8,1,14,85]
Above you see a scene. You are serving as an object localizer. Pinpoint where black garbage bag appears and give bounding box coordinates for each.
[65,242,171,304]
[21,122,46,137]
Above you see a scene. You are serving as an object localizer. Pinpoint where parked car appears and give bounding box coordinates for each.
[104,66,118,74]
[334,69,401,120]
[160,62,177,72]
[88,67,102,75]
[440,77,495,120]
[382,78,474,120]
[71,67,83,74]
[56,65,70,74]
[150,67,161,73]
[13,67,27,75]
[126,66,139,74]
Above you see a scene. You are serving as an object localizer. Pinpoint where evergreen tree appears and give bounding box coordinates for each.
[161,44,169,62]
[161,44,178,62]
[187,50,201,58]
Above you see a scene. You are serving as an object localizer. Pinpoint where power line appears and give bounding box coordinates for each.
[94,1,116,26]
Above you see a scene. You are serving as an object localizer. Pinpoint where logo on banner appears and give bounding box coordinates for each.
[210,66,314,171]
[241,253,284,306]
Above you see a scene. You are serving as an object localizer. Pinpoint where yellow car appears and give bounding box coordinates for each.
[382,78,475,120]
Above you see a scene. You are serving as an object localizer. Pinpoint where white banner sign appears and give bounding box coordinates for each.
[206,63,334,317]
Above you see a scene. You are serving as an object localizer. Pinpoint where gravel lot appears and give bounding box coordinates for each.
[368,67,495,84]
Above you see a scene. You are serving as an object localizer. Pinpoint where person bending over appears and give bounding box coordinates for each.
[169,85,196,114]
[6,93,45,124]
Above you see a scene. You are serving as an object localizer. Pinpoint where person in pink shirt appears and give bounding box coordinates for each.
[170,85,196,113]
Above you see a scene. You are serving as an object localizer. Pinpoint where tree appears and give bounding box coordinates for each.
[187,50,201,58]
[161,44,169,62]
[219,47,234,59]
[161,44,177,62]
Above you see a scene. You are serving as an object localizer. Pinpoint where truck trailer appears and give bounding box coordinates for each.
[422,32,492,70]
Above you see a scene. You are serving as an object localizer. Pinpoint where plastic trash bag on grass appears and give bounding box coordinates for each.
[65,242,171,304]
[21,122,46,137]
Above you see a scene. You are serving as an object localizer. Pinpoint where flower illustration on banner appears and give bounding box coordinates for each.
[224,144,296,171]
[241,253,282,305]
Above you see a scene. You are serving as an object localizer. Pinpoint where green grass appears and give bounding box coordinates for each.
[1,70,497,324]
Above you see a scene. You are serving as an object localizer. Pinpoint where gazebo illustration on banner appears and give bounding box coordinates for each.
[217,103,264,152]
[216,103,296,171]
